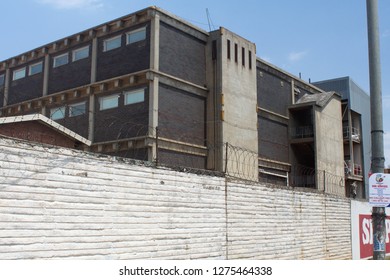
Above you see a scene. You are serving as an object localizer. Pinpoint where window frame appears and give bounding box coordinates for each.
[53,53,69,68]
[12,67,26,81]
[99,95,119,111]
[72,46,90,62]
[0,74,5,87]
[29,61,43,76]
[124,89,145,105]
[69,101,86,117]
[103,35,122,52]
[126,27,146,45]
[50,106,66,120]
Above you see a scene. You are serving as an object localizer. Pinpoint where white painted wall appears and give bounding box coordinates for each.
[0,137,352,259]
[227,183,351,259]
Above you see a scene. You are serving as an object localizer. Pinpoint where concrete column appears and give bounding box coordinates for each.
[150,14,160,71]
[87,37,98,143]
[88,94,95,142]
[42,54,50,96]
[148,13,160,162]
[41,54,51,116]
[291,79,295,105]
[90,37,98,83]
[148,77,159,162]
[3,68,10,106]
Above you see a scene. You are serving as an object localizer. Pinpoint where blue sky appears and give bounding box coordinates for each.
[1,0,389,167]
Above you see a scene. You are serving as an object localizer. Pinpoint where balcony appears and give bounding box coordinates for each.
[290,164,316,189]
[343,126,360,143]
[290,125,314,144]
[344,160,363,177]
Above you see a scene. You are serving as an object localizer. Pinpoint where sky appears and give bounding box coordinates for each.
[1,0,389,167]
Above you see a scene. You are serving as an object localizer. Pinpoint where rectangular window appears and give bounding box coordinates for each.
[99,95,118,110]
[227,40,231,59]
[249,50,252,69]
[242,47,245,66]
[29,62,43,76]
[126,27,146,45]
[50,106,66,120]
[0,74,4,86]
[13,67,26,81]
[234,43,238,63]
[53,53,69,68]
[103,36,121,52]
[69,102,86,117]
[124,89,144,105]
[72,46,89,62]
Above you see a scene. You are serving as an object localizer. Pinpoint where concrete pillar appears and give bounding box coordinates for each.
[41,54,51,116]
[88,36,98,142]
[90,37,98,83]
[148,13,160,162]
[42,54,50,96]
[88,94,95,142]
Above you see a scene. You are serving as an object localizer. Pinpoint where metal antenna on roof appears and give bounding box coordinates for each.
[206,8,215,31]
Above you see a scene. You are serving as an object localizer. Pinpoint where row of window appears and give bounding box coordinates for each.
[51,101,86,120]
[103,26,146,52]
[50,88,145,120]
[7,61,44,82]
[99,88,145,110]
[53,46,90,68]
[0,26,148,85]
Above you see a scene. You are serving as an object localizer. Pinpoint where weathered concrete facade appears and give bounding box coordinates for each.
[206,28,258,179]
[0,6,363,191]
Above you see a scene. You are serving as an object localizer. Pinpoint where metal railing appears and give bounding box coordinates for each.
[343,126,360,142]
[290,125,314,139]
[344,160,363,176]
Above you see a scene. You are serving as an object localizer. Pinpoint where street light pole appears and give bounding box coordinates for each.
[366,0,386,260]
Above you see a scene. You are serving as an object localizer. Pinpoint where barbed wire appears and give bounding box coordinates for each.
[0,108,347,193]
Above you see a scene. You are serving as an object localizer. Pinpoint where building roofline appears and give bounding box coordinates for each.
[0,114,91,146]
[256,57,325,93]
[0,6,209,68]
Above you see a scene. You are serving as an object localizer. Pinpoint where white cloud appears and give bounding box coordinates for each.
[288,50,307,62]
[37,0,103,9]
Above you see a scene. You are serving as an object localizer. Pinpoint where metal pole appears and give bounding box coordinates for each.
[366,0,386,260]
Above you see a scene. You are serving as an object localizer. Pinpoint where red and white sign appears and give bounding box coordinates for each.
[351,200,390,259]
[358,214,390,259]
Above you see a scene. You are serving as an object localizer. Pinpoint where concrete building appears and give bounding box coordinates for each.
[313,77,370,199]
[0,6,364,197]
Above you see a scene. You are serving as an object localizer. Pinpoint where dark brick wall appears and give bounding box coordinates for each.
[8,59,44,105]
[257,67,291,116]
[49,97,90,139]
[159,22,206,86]
[158,84,205,146]
[258,116,289,162]
[158,148,206,169]
[0,121,78,149]
[96,24,150,82]
[94,86,149,142]
[48,44,92,94]
[0,91,3,108]
[0,71,5,107]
